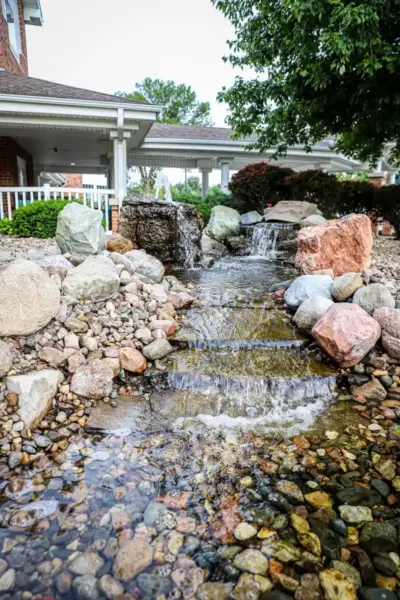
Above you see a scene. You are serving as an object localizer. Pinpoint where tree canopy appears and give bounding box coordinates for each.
[116,78,213,126]
[212,0,400,166]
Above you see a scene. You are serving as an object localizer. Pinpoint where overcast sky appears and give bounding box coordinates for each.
[26,0,241,129]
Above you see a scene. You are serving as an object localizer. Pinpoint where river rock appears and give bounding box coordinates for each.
[360,522,398,554]
[294,296,334,332]
[353,284,395,315]
[0,341,12,378]
[142,339,173,360]
[0,260,60,336]
[359,589,398,600]
[296,214,373,277]
[312,304,381,367]
[336,487,381,508]
[62,255,120,301]
[373,307,400,359]
[353,379,387,402]
[319,569,357,600]
[124,250,165,282]
[106,233,134,254]
[56,202,106,257]
[113,525,153,580]
[0,569,15,592]
[119,348,147,373]
[206,205,242,241]
[332,273,364,301]
[119,198,202,268]
[6,369,63,429]
[70,360,114,399]
[35,254,73,281]
[241,211,263,226]
[284,275,333,310]
[233,549,269,574]
[332,562,362,589]
[198,582,234,600]
[339,505,373,524]
[264,201,319,224]
[69,552,104,576]
[72,574,99,600]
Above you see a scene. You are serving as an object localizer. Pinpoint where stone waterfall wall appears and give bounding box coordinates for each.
[119,198,203,268]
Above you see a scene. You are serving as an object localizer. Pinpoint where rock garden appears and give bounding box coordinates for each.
[0,195,400,600]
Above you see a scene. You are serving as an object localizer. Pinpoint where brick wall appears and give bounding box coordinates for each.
[63,174,83,188]
[0,0,29,75]
[0,137,33,217]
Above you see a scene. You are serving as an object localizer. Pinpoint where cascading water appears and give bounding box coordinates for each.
[251,222,294,258]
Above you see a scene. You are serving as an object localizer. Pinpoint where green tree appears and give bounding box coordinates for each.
[116,78,213,126]
[117,79,213,194]
[212,0,400,167]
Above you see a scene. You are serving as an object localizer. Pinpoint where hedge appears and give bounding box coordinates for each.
[0,199,71,238]
[229,162,294,213]
[172,186,232,225]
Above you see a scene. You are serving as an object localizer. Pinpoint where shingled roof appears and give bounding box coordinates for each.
[147,122,257,142]
[0,71,148,105]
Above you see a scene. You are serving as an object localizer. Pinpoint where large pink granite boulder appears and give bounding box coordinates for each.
[296,214,373,277]
[312,304,381,367]
[373,307,400,359]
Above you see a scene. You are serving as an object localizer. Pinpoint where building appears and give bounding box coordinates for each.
[0,0,396,229]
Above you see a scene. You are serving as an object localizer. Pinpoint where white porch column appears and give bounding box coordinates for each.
[387,172,397,185]
[219,160,232,194]
[113,137,127,206]
[201,169,211,197]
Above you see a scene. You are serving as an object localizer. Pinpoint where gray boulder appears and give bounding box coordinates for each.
[0,260,60,336]
[35,255,73,281]
[294,296,334,332]
[353,283,395,315]
[332,272,364,301]
[241,211,263,226]
[264,201,320,224]
[6,369,64,429]
[201,233,228,258]
[299,215,327,228]
[70,359,114,399]
[142,340,174,360]
[373,307,400,359]
[205,206,241,241]
[284,275,333,310]
[0,341,12,378]
[56,202,106,258]
[62,256,120,301]
[125,250,165,283]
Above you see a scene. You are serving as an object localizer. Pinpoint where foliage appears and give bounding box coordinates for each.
[336,171,370,183]
[283,170,341,216]
[229,162,294,213]
[172,185,232,225]
[212,0,400,167]
[2,199,71,238]
[376,186,400,237]
[335,180,377,218]
[116,78,213,126]
[174,176,202,195]
[0,218,14,235]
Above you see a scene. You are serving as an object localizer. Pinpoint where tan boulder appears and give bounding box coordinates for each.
[312,304,381,367]
[113,525,153,581]
[296,214,373,277]
[119,348,147,373]
[106,233,134,254]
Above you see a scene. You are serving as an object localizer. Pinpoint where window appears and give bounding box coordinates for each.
[2,0,21,60]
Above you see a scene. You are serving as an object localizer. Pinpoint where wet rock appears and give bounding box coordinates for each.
[119,347,147,373]
[284,275,333,310]
[353,379,387,402]
[70,359,113,399]
[291,514,310,534]
[234,523,258,540]
[0,341,12,377]
[8,451,22,469]
[260,592,294,600]
[336,487,381,507]
[233,549,269,575]
[62,255,120,301]
[374,458,396,481]
[241,211,263,226]
[6,369,64,429]
[142,339,173,360]
[339,505,373,524]
[69,551,104,576]
[198,582,235,600]
[372,553,398,577]
[262,540,302,563]
[296,214,373,277]
[359,588,398,600]
[0,569,15,592]
[125,249,165,282]
[319,568,357,600]
[360,522,398,554]
[171,556,204,598]
[353,284,395,315]
[331,561,362,589]
[312,303,381,367]
[206,206,241,242]
[298,532,321,556]
[294,296,334,333]
[113,525,153,581]
[351,547,376,586]
[332,273,364,302]
[137,573,172,597]
[276,480,304,503]
[0,260,60,336]
[9,500,59,529]
[370,479,390,498]
[233,574,273,600]
[56,202,105,257]
[99,574,124,599]
[305,491,332,510]
[373,307,400,358]
[55,572,72,595]
[295,573,322,600]
[72,574,99,600]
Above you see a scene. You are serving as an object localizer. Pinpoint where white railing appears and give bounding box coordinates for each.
[0,186,116,232]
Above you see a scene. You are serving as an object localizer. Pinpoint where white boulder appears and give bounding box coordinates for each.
[0,260,60,336]
[125,250,165,283]
[294,296,334,332]
[284,275,333,310]
[264,201,320,224]
[6,369,64,429]
[62,256,120,301]
[205,206,241,241]
[56,202,106,258]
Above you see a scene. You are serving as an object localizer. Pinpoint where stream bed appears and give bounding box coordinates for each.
[1,252,393,600]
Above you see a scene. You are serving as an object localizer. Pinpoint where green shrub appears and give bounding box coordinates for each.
[9,199,71,238]
[171,186,232,225]
[376,185,400,237]
[284,170,341,215]
[229,162,294,213]
[335,180,376,218]
[0,218,14,235]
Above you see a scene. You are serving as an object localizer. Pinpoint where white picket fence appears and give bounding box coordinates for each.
[0,186,116,232]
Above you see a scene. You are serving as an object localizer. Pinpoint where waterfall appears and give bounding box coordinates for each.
[251,224,278,257]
